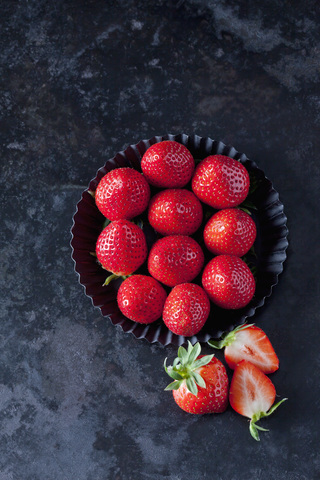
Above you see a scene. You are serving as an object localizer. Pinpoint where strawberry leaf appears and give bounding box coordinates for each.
[191,371,206,389]
[101,218,111,230]
[249,421,262,441]
[178,345,188,365]
[164,380,184,391]
[186,377,198,396]
[188,341,201,364]
[265,398,288,416]
[192,354,214,370]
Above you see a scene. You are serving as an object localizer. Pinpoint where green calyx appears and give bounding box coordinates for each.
[103,273,129,286]
[164,341,214,396]
[249,398,288,441]
[208,323,255,350]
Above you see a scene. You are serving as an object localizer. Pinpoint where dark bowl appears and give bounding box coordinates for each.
[71,134,289,346]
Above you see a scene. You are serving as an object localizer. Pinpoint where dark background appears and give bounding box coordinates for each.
[1,1,320,479]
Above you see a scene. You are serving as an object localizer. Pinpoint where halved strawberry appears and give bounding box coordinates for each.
[229,360,287,441]
[208,324,279,374]
[164,341,229,414]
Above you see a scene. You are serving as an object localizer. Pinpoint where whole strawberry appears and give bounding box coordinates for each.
[148,235,204,287]
[117,275,167,324]
[95,167,150,221]
[165,341,229,414]
[163,283,210,336]
[208,324,279,374]
[204,208,256,257]
[229,360,287,441]
[148,189,203,236]
[192,155,250,209]
[96,219,147,284]
[141,140,195,188]
[202,254,255,309]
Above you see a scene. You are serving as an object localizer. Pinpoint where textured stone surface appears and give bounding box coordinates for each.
[0,0,319,479]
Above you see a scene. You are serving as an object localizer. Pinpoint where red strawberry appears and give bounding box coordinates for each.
[202,255,255,309]
[148,235,204,287]
[229,360,287,441]
[141,140,195,188]
[95,167,150,221]
[164,341,229,414]
[204,208,256,257]
[163,283,210,336]
[96,219,147,284]
[208,324,279,374]
[148,189,203,236]
[192,155,250,209]
[117,275,167,324]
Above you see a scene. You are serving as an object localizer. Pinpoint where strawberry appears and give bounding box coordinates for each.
[95,167,150,221]
[141,140,195,188]
[164,341,229,414]
[148,188,203,236]
[117,275,167,324]
[192,155,250,209]
[148,235,204,287]
[204,208,256,257]
[208,324,279,374]
[163,283,210,336]
[229,360,287,441]
[96,219,147,284]
[202,255,255,309]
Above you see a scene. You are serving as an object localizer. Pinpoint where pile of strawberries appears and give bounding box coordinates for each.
[94,140,258,337]
[92,139,286,441]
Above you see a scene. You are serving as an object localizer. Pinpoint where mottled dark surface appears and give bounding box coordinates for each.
[1,1,320,479]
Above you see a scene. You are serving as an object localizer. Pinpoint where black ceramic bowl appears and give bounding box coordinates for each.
[71,134,288,346]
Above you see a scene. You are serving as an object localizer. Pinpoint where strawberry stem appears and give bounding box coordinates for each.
[208,323,255,349]
[103,273,119,286]
[248,398,288,441]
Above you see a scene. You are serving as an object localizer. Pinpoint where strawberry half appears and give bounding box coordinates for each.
[192,155,250,209]
[95,167,150,221]
[208,324,279,374]
[141,140,195,188]
[96,219,147,284]
[148,235,204,287]
[117,275,167,324]
[164,341,229,414]
[163,283,210,336]
[148,188,203,236]
[204,208,257,257]
[202,255,255,309]
[229,360,287,441]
